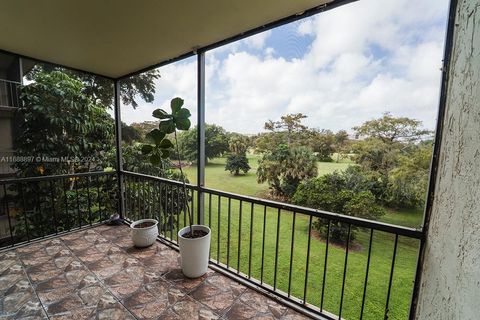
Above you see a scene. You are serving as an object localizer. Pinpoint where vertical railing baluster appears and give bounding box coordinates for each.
[62,178,69,230]
[384,234,399,320]
[160,182,165,237]
[164,183,168,238]
[3,184,14,246]
[129,175,133,220]
[248,202,254,279]
[124,176,128,219]
[74,177,81,228]
[183,184,186,227]
[260,205,267,284]
[303,215,312,303]
[170,184,174,241]
[143,178,148,219]
[338,224,352,320]
[136,176,140,221]
[208,193,212,259]
[131,176,135,220]
[141,177,145,220]
[176,185,180,242]
[136,176,140,220]
[217,195,221,263]
[96,176,102,221]
[156,181,160,227]
[149,179,153,219]
[20,183,30,242]
[190,188,195,224]
[49,180,58,234]
[208,193,212,229]
[227,197,231,268]
[86,176,92,225]
[360,229,374,320]
[35,182,45,238]
[288,212,297,297]
[9,82,13,106]
[273,208,281,290]
[320,220,331,310]
[237,200,243,274]
[143,178,147,219]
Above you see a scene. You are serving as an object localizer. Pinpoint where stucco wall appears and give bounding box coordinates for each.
[415,0,480,319]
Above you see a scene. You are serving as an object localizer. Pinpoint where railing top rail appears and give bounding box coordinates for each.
[0,78,21,85]
[123,170,197,189]
[122,170,424,239]
[0,170,115,184]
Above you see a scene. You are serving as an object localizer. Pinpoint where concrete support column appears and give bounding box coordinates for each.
[416,0,480,319]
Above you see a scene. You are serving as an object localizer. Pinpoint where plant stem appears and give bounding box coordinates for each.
[174,130,193,235]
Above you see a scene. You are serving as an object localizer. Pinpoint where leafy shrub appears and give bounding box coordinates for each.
[386,145,431,208]
[225,154,251,175]
[257,145,317,198]
[292,168,385,244]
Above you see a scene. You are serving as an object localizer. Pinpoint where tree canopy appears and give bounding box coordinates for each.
[264,113,307,146]
[353,112,432,143]
[293,167,385,243]
[225,133,251,176]
[257,144,317,197]
[177,124,229,162]
[26,64,160,108]
[17,70,114,176]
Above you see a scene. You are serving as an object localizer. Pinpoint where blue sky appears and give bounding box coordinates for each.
[122,0,450,134]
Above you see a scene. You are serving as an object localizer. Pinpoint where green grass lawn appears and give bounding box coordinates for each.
[171,155,423,319]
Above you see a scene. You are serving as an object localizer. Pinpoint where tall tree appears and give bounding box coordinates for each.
[225,133,251,176]
[26,64,160,108]
[177,124,229,163]
[353,112,432,143]
[351,138,400,177]
[257,144,317,197]
[16,70,114,176]
[387,143,432,208]
[228,134,249,155]
[122,122,142,144]
[264,113,307,146]
[304,129,335,162]
[292,168,385,244]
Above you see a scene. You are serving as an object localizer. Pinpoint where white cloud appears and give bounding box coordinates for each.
[123,0,449,135]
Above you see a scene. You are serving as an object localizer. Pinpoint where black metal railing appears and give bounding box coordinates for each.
[122,171,422,320]
[0,171,117,248]
[0,79,20,107]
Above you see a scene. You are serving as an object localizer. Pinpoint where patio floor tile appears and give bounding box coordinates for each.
[0,224,313,320]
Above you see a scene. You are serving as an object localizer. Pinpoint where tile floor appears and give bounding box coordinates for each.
[0,224,311,320]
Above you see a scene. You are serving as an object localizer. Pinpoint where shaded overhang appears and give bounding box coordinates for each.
[0,0,353,79]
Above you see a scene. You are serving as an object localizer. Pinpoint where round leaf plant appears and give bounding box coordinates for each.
[141,97,195,235]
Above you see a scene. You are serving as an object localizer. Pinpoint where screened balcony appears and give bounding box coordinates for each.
[0,0,475,319]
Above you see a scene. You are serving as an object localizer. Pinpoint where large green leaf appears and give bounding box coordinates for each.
[159,120,176,134]
[159,138,174,149]
[171,97,184,114]
[146,129,165,145]
[175,118,191,130]
[150,153,161,165]
[152,109,171,119]
[175,108,191,119]
[161,149,170,159]
[141,144,154,155]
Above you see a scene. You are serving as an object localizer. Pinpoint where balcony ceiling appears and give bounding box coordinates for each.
[0,0,334,79]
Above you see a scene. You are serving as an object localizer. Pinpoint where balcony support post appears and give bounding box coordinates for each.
[114,80,125,219]
[197,51,206,225]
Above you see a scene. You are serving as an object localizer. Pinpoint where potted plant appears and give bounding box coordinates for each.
[130,218,159,247]
[142,97,211,278]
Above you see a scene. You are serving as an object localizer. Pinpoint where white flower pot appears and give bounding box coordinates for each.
[178,225,211,278]
[130,219,159,247]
